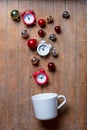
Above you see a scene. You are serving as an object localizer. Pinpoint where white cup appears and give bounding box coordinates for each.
[31,93,66,120]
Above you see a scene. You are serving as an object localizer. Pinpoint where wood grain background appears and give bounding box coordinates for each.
[0,0,87,130]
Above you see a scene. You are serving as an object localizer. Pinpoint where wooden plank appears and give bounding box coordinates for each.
[30,1,46,130]
[63,1,79,130]
[30,0,43,95]
[77,0,87,130]
[6,1,19,130]
[40,0,54,93]
[78,0,87,42]
[53,0,65,94]
[77,41,87,130]
[19,0,32,130]
[0,1,7,130]
[53,1,67,129]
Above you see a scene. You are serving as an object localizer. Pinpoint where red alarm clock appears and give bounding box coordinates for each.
[33,68,48,85]
[21,10,36,26]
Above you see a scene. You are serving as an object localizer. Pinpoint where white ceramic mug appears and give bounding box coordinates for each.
[31,93,66,120]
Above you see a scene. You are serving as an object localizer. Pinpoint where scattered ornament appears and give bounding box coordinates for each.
[10,9,20,22]
[21,30,29,38]
[51,48,58,57]
[21,10,36,26]
[48,62,56,72]
[49,34,56,41]
[27,38,37,49]
[38,29,45,37]
[38,19,46,28]
[62,11,70,19]
[33,68,49,85]
[31,57,39,66]
[37,40,52,56]
[46,16,53,24]
[54,26,61,33]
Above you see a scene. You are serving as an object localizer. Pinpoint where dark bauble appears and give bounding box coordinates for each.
[38,19,46,28]
[49,34,56,41]
[46,16,53,24]
[48,62,56,72]
[38,29,45,37]
[54,26,61,33]
[31,57,39,66]
[21,30,29,38]
[10,9,20,21]
[62,11,70,19]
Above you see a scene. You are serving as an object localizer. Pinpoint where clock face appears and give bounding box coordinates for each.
[37,74,47,84]
[24,13,35,25]
[37,43,50,56]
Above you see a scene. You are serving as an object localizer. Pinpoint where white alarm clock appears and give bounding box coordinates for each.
[37,40,52,56]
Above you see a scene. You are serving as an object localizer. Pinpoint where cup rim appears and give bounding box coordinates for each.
[31,93,57,100]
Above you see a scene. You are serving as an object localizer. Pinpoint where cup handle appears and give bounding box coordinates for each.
[57,95,66,110]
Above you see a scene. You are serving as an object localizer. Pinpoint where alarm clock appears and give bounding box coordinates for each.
[37,40,52,56]
[33,68,48,85]
[21,10,36,26]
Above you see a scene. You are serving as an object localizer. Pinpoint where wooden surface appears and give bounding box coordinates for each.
[0,0,87,130]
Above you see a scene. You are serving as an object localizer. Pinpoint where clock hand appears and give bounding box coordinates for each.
[39,75,44,79]
[41,46,45,51]
[28,16,30,20]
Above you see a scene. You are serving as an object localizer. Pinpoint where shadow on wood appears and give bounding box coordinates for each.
[40,104,69,129]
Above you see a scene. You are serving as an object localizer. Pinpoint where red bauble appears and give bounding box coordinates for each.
[27,39,37,49]
[48,62,56,72]
[38,19,46,28]
[38,29,45,37]
[54,26,61,33]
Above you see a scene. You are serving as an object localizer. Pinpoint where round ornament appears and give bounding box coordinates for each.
[27,38,37,49]
[21,30,29,38]
[54,26,61,33]
[38,29,45,37]
[10,9,20,22]
[46,16,53,24]
[38,19,46,28]
[48,62,56,72]
[51,48,58,57]
[62,11,70,19]
[31,57,39,66]
[49,34,56,41]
